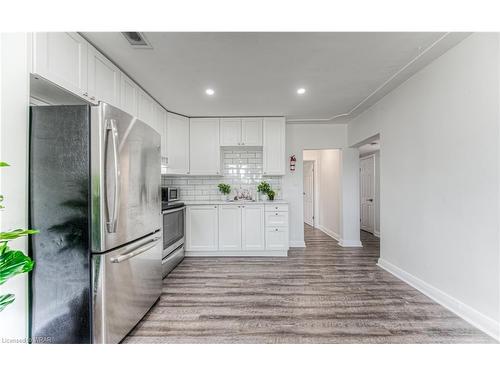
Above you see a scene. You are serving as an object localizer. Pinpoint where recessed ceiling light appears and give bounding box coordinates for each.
[205,88,215,96]
[297,88,306,95]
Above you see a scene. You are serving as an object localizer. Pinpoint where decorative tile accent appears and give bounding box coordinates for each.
[162,148,282,201]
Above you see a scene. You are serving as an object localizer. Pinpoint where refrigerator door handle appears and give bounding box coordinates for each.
[105,119,120,233]
[110,236,161,263]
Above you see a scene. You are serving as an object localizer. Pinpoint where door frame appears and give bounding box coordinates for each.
[303,159,316,227]
[359,153,376,234]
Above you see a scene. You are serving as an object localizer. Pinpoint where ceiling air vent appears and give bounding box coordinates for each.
[122,32,152,49]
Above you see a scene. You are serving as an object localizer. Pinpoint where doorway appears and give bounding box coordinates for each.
[360,154,375,234]
[357,136,380,238]
[303,160,315,226]
[302,149,342,242]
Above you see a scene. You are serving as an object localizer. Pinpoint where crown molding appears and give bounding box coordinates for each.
[286,32,471,125]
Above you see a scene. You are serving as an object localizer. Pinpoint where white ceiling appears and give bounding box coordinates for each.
[83,32,468,122]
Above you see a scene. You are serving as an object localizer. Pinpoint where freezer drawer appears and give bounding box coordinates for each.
[92,232,162,344]
[162,245,185,278]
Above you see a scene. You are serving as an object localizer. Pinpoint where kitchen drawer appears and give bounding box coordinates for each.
[265,227,289,250]
[265,204,288,212]
[265,211,288,227]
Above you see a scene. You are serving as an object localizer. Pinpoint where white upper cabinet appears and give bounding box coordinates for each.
[220,118,241,146]
[153,104,168,171]
[263,117,286,176]
[166,112,190,175]
[242,205,265,250]
[33,32,88,98]
[220,117,263,146]
[189,118,221,175]
[218,205,242,250]
[119,73,139,117]
[87,46,120,106]
[241,118,263,146]
[137,89,155,127]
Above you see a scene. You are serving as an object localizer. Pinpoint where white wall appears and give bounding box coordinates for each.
[0,33,31,340]
[283,123,348,247]
[304,149,342,239]
[348,33,500,338]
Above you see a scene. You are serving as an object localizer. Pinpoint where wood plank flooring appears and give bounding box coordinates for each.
[124,225,495,343]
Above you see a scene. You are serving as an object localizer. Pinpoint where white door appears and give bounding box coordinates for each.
[33,32,88,98]
[241,118,263,146]
[189,118,221,175]
[263,117,285,175]
[186,205,219,251]
[87,46,120,106]
[166,112,190,175]
[218,205,242,250]
[303,160,314,226]
[220,118,241,146]
[120,73,138,117]
[360,154,375,233]
[242,205,265,250]
[153,105,168,172]
[137,89,155,127]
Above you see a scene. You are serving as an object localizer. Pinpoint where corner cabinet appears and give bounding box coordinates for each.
[186,205,219,251]
[263,117,286,176]
[165,112,190,175]
[189,118,221,175]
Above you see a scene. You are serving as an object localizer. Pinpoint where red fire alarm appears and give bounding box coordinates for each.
[290,155,296,171]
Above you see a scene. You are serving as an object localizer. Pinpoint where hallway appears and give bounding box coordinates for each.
[124,225,494,343]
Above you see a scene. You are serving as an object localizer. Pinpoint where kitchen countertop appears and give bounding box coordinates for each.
[182,200,288,206]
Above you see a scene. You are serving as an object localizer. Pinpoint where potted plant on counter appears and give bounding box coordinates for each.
[217,183,231,201]
[257,181,276,201]
[267,190,276,201]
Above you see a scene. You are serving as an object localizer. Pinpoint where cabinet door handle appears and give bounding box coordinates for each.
[275,213,278,215]
[275,228,278,231]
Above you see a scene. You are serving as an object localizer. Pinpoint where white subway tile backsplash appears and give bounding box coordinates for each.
[162,149,282,200]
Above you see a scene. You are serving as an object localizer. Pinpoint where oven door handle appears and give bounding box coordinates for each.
[162,206,185,214]
[110,236,161,263]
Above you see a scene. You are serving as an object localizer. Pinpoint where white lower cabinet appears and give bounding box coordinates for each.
[242,205,265,250]
[186,203,287,255]
[265,227,289,250]
[218,205,242,250]
[186,205,219,251]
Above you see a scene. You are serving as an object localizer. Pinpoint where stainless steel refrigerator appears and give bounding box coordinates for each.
[29,102,162,344]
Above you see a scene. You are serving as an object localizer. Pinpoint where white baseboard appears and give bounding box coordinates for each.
[338,239,363,247]
[186,249,288,257]
[289,240,306,248]
[374,230,380,238]
[378,258,500,341]
[317,225,340,241]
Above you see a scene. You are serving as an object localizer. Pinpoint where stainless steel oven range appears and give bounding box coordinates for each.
[162,201,185,278]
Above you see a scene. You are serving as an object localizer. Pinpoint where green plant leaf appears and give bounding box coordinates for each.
[0,161,9,168]
[0,294,15,312]
[0,228,39,242]
[0,250,35,285]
